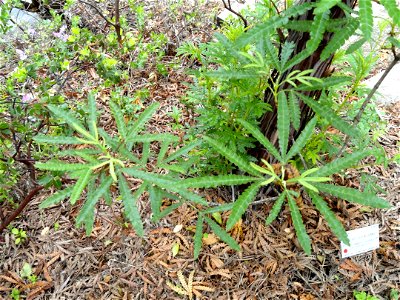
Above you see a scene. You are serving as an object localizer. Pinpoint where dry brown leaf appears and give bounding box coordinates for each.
[202,233,218,245]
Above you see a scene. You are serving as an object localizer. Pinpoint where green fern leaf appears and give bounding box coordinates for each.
[76,176,113,235]
[298,93,359,138]
[381,0,400,26]
[194,214,204,259]
[34,135,86,145]
[265,192,286,225]
[117,145,141,164]
[314,183,392,208]
[148,185,162,221]
[39,186,74,209]
[205,216,240,251]
[284,20,313,32]
[98,128,119,151]
[70,168,92,205]
[129,133,179,143]
[119,174,144,237]
[277,91,290,161]
[308,190,350,245]
[286,117,317,161]
[285,10,330,70]
[109,101,127,140]
[262,34,280,71]
[47,104,94,141]
[287,192,311,254]
[87,92,98,140]
[359,0,373,39]
[346,37,367,54]
[226,183,260,231]
[237,119,281,161]
[288,91,300,130]
[296,76,352,91]
[126,102,160,142]
[202,203,234,214]
[203,136,259,176]
[314,149,373,177]
[141,142,151,165]
[314,0,341,14]
[35,160,89,172]
[58,149,100,162]
[320,18,359,61]
[164,140,202,163]
[157,139,172,165]
[176,175,260,189]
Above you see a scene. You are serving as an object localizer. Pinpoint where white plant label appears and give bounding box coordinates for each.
[340,224,380,258]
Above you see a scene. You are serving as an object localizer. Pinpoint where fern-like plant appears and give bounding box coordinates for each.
[34,93,204,236]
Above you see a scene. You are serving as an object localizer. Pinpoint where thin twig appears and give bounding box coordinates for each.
[77,0,115,27]
[222,0,248,28]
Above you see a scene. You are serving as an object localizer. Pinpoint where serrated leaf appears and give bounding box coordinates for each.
[298,179,319,192]
[313,183,391,208]
[47,104,94,141]
[381,0,400,26]
[308,190,350,245]
[265,192,286,225]
[346,37,367,54]
[202,203,234,214]
[284,20,313,32]
[277,91,290,161]
[286,117,317,161]
[314,0,341,14]
[287,192,311,254]
[141,142,150,165]
[35,161,90,172]
[119,174,144,237]
[296,76,352,91]
[203,136,259,176]
[320,18,359,61]
[126,102,160,142]
[110,101,127,140]
[298,93,359,138]
[129,133,179,143]
[87,92,98,140]
[237,119,282,161]
[39,186,74,208]
[148,185,163,221]
[314,149,373,177]
[359,0,373,39]
[226,183,260,231]
[175,174,260,189]
[193,215,204,259]
[34,135,86,145]
[122,168,176,186]
[164,140,202,163]
[70,168,92,205]
[205,216,240,251]
[288,91,300,130]
[76,176,113,235]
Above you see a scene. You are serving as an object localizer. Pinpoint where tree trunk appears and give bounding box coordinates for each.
[257,0,357,161]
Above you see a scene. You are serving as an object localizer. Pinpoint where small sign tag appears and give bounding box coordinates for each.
[341,224,380,258]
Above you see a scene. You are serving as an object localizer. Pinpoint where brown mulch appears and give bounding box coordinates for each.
[1,1,400,299]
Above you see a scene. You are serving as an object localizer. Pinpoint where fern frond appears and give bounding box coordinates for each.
[35,160,90,172]
[87,92,98,140]
[226,183,260,231]
[237,119,281,161]
[277,91,290,161]
[284,20,313,32]
[298,93,359,138]
[314,0,341,14]
[314,183,391,208]
[205,216,240,251]
[287,192,311,254]
[47,104,94,141]
[193,214,204,259]
[359,0,373,39]
[39,186,74,209]
[76,176,113,235]
[265,192,286,225]
[320,18,359,61]
[70,168,92,205]
[286,117,317,161]
[381,0,400,26]
[346,37,367,54]
[119,174,144,236]
[176,175,260,189]
[126,102,160,142]
[109,101,127,140]
[314,149,373,177]
[308,190,350,245]
[164,140,202,163]
[288,91,300,130]
[296,76,352,91]
[203,136,259,176]
[34,135,87,145]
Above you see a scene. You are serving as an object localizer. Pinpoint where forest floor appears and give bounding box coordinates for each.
[0,1,399,299]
